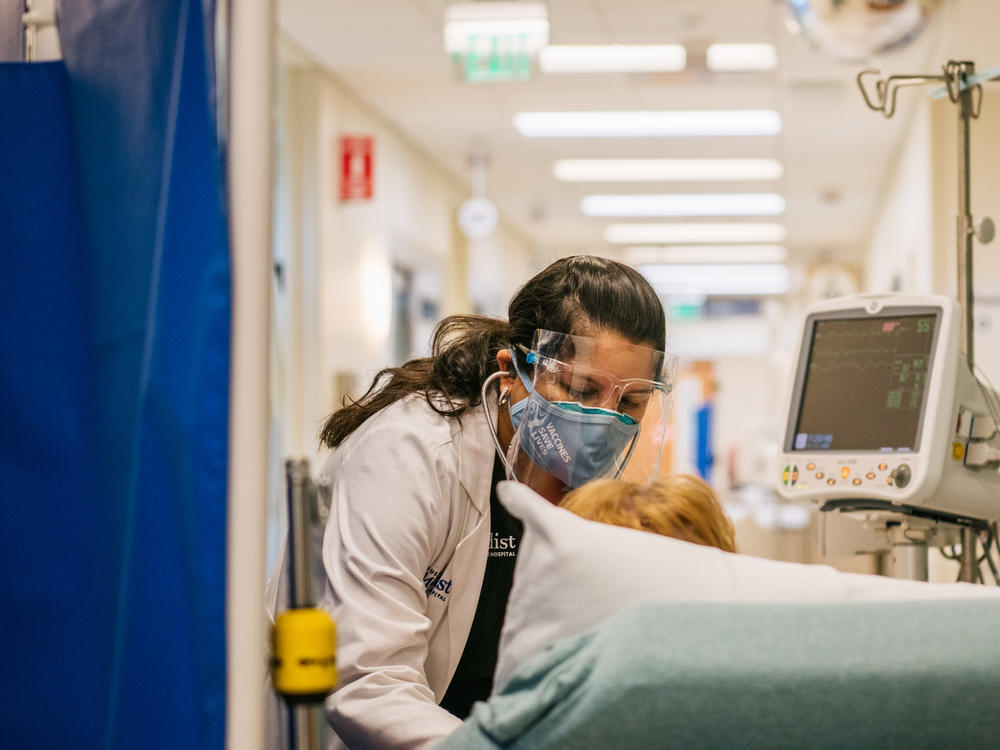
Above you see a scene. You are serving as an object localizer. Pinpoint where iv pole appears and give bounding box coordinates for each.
[857,60,999,583]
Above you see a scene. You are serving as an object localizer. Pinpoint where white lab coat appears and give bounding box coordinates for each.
[318,392,497,749]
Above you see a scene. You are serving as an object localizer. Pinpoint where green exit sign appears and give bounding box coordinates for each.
[451,34,534,82]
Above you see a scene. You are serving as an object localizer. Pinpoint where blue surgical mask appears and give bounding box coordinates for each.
[508,389,528,431]
[508,352,638,488]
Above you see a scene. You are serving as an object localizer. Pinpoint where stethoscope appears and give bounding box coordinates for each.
[480,370,514,477]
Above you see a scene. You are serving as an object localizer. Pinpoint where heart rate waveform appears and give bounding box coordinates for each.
[791,312,938,451]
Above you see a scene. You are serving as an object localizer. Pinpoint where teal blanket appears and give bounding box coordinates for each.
[436,599,1000,749]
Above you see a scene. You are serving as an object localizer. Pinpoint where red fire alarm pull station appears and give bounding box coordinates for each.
[339,136,374,201]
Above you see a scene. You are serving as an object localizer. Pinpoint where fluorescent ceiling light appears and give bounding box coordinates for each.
[444,2,549,55]
[554,158,783,182]
[638,263,790,296]
[605,223,788,244]
[706,44,778,72]
[514,110,782,138]
[582,193,785,217]
[624,245,788,265]
[539,44,686,73]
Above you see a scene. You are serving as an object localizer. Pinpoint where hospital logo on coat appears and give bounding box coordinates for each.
[423,565,453,602]
[489,532,517,558]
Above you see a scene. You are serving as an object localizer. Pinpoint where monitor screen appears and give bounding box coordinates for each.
[791,312,938,452]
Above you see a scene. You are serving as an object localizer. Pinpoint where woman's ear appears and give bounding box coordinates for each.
[496,349,517,392]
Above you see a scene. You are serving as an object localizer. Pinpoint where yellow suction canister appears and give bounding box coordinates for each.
[271,607,337,702]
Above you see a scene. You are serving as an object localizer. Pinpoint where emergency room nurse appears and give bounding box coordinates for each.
[317,255,672,749]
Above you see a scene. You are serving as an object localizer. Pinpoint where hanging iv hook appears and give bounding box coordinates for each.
[943,60,984,118]
[857,69,947,118]
[856,69,887,113]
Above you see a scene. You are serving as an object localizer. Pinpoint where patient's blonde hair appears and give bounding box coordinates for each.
[560,474,737,553]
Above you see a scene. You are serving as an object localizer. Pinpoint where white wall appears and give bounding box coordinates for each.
[865,100,934,294]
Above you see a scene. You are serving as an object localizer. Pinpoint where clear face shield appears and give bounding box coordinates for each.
[485,329,677,504]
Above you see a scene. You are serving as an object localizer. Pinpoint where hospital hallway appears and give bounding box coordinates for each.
[266,0,1000,583]
[4,2,1000,749]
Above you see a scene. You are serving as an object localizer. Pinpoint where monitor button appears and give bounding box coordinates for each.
[890,464,912,489]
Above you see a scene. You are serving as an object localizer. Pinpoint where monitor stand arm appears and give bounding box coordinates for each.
[820,499,988,582]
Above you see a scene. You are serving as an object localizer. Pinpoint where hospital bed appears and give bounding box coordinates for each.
[437,597,1000,749]
[435,481,1000,750]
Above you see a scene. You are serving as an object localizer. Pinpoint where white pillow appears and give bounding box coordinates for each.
[494,480,1000,691]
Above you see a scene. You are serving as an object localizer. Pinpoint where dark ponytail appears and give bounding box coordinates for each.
[320,255,665,448]
[320,315,510,447]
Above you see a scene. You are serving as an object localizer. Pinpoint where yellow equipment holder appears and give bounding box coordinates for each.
[271,607,337,702]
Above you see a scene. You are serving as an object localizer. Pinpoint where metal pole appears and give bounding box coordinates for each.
[952,62,994,585]
[957,527,979,583]
[286,459,313,608]
[284,459,323,750]
[886,524,929,581]
[24,0,37,61]
[295,709,321,750]
[888,542,929,581]
[954,61,976,364]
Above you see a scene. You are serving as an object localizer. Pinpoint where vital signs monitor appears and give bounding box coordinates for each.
[777,293,1000,521]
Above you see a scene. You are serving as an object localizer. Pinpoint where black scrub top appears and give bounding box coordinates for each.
[439,455,523,719]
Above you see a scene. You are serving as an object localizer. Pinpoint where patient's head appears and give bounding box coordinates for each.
[559,474,737,553]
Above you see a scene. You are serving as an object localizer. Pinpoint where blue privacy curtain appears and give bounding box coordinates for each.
[0,1,230,748]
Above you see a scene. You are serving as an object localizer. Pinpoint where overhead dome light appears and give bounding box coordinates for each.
[514,110,782,138]
[581,193,786,217]
[554,158,784,182]
[604,222,788,244]
[706,43,778,72]
[539,44,686,73]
